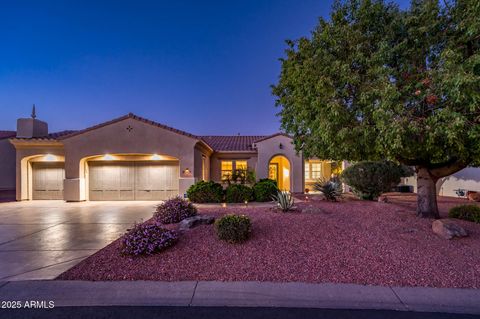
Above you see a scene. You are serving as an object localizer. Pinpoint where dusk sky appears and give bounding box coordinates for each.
[0,0,409,135]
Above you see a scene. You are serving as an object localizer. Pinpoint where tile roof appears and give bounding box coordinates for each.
[11,130,78,141]
[0,131,16,140]
[253,132,293,143]
[201,136,267,152]
[59,113,200,140]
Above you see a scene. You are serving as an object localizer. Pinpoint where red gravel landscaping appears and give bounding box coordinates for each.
[57,194,480,288]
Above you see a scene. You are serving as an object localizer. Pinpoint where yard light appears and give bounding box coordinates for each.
[222,203,227,208]
[244,200,248,207]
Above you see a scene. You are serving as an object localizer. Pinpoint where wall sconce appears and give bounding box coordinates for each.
[279,143,284,149]
[183,168,191,176]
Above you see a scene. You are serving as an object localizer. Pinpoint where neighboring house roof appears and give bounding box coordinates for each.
[253,132,293,143]
[0,131,16,140]
[201,136,266,152]
[59,113,200,141]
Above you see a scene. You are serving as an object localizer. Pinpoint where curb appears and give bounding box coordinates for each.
[0,280,479,314]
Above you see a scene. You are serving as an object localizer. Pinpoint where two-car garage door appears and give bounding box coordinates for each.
[88,162,179,201]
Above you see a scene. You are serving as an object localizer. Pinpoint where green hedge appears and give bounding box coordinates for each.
[225,184,254,203]
[186,181,224,203]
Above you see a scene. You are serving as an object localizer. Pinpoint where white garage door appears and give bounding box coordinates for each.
[88,161,179,201]
[32,162,65,200]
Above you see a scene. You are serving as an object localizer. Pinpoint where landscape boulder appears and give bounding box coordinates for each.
[177,215,215,231]
[432,219,468,240]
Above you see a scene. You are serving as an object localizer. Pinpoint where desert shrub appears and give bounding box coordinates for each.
[448,205,480,223]
[215,214,251,243]
[186,180,224,203]
[341,161,413,200]
[313,179,342,201]
[253,178,278,202]
[225,184,254,203]
[272,190,295,212]
[121,222,178,256]
[154,196,197,224]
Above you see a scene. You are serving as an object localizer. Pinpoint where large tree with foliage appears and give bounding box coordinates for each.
[273,0,480,218]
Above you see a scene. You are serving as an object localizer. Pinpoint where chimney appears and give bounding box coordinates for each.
[16,104,48,138]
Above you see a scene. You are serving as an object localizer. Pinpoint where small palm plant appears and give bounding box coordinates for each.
[313,179,342,202]
[272,190,295,212]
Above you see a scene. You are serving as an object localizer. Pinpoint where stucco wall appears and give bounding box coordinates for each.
[61,117,201,201]
[0,138,16,197]
[255,135,304,193]
[210,152,258,183]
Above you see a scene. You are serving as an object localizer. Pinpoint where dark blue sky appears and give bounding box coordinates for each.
[0,0,409,135]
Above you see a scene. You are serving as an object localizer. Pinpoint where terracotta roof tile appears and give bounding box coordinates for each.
[11,130,77,141]
[200,136,266,152]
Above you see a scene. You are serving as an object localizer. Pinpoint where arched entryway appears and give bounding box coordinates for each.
[268,155,291,191]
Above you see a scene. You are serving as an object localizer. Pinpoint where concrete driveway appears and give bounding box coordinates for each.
[0,201,155,280]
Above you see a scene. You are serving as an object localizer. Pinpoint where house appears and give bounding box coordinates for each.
[1,111,341,201]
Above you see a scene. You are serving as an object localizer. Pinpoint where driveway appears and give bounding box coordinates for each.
[0,201,155,280]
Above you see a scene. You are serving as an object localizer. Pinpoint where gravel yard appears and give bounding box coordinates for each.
[58,194,480,288]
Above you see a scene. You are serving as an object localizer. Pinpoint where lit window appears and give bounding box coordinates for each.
[304,161,310,180]
[235,160,247,171]
[221,161,233,181]
[311,163,322,179]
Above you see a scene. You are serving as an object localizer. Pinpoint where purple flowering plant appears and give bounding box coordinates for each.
[121,222,178,256]
[154,196,197,224]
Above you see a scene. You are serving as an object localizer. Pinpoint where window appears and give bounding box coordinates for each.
[221,161,233,181]
[311,163,322,179]
[305,160,322,180]
[235,160,247,171]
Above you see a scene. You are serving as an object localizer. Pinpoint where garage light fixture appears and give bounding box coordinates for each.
[152,154,161,160]
[44,154,56,161]
[103,154,114,160]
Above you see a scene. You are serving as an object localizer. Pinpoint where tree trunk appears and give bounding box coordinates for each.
[416,167,440,219]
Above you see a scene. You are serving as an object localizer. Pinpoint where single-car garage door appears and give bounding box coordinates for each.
[88,161,179,201]
[32,162,65,200]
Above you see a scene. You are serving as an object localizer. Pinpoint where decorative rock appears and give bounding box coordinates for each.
[378,196,388,203]
[178,215,215,231]
[432,219,468,240]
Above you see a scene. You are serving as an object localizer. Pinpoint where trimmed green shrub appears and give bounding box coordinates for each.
[341,161,413,200]
[215,214,251,243]
[253,178,278,202]
[154,196,197,224]
[186,181,224,203]
[225,184,254,203]
[448,205,480,223]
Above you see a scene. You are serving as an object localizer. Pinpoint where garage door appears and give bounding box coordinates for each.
[88,161,179,201]
[32,162,65,200]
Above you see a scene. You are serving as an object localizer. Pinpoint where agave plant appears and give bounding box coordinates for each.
[271,190,295,212]
[313,179,342,202]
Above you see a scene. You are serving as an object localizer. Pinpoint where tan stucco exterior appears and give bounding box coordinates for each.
[255,134,304,193]
[5,113,337,201]
[0,138,16,196]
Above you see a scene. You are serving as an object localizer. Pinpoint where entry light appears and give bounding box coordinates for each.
[103,154,114,160]
[183,168,191,176]
[152,154,161,160]
[44,154,56,161]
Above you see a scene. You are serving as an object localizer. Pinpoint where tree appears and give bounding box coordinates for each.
[272,0,480,218]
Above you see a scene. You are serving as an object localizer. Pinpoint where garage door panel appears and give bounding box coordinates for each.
[32,162,65,200]
[89,161,179,201]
